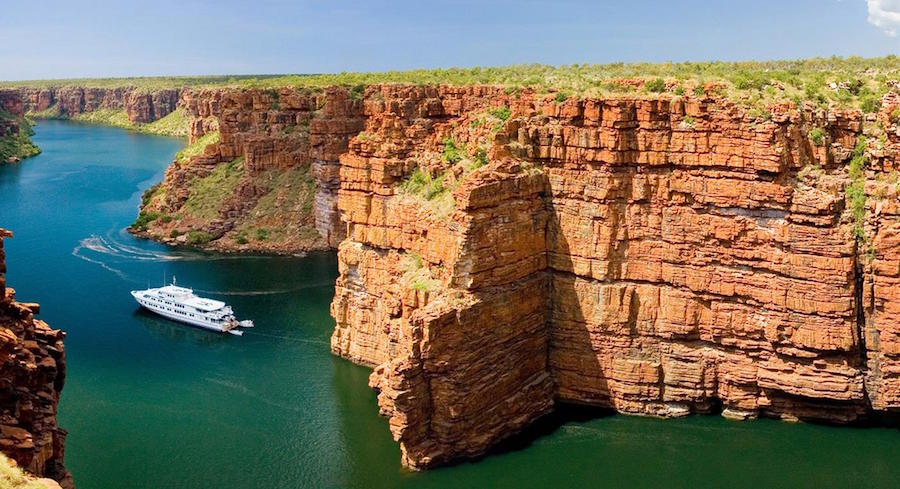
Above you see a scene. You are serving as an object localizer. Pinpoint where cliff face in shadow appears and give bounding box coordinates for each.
[0,230,70,488]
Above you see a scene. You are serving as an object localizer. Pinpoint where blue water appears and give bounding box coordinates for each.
[0,120,898,489]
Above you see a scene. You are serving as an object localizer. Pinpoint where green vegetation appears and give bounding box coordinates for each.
[228,163,319,246]
[70,108,131,127]
[185,230,212,246]
[402,251,439,293]
[0,110,40,162]
[847,137,868,243]
[401,167,446,201]
[489,105,511,121]
[441,137,463,164]
[141,108,190,137]
[175,131,219,163]
[132,210,161,231]
[809,128,826,146]
[0,454,47,489]
[7,56,900,111]
[645,78,666,92]
[183,157,244,219]
[27,106,189,137]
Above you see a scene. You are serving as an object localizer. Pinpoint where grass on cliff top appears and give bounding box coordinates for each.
[175,131,219,163]
[183,157,244,219]
[6,56,900,109]
[0,454,49,489]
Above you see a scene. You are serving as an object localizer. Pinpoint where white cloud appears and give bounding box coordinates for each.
[867,0,900,36]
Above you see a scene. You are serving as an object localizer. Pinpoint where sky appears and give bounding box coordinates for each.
[1,0,899,80]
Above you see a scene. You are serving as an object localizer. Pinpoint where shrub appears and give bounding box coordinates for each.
[185,230,212,246]
[169,229,182,239]
[489,106,511,121]
[235,232,249,245]
[645,78,666,93]
[860,95,880,114]
[674,86,685,96]
[473,147,489,168]
[141,184,160,206]
[809,127,826,146]
[441,138,462,164]
[159,214,173,223]
[847,137,868,242]
[132,211,160,231]
[255,228,270,241]
[553,92,568,103]
[349,84,365,100]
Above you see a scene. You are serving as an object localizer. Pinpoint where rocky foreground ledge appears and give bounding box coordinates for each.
[0,230,70,487]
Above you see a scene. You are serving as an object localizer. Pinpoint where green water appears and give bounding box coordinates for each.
[0,120,897,488]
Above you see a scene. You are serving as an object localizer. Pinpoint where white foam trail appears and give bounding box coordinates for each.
[193,282,334,296]
[71,243,134,282]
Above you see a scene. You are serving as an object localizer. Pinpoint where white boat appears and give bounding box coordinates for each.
[130,278,254,336]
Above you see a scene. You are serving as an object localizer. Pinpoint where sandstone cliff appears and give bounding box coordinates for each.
[326,85,900,469]
[0,230,70,487]
[30,78,900,471]
[133,87,365,253]
[19,86,180,125]
[0,91,39,163]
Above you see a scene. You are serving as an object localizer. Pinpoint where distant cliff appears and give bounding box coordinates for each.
[0,230,70,487]
[131,87,363,254]
[0,90,39,163]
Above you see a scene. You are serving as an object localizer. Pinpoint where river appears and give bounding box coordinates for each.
[0,120,897,488]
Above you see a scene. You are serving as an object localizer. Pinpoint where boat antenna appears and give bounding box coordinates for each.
[173,275,177,286]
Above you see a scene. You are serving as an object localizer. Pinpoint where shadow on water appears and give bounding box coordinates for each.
[131,308,232,346]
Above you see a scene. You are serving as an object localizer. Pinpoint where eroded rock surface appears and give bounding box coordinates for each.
[17,87,179,123]
[328,85,900,469]
[0,230,70,487]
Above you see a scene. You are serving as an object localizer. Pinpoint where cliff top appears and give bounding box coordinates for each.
[5,56,900,112]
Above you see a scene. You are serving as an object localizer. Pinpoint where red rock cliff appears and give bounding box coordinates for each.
[0,230,70,487]
[135,87,365,253]
[125,83,900,469]
[328,85,900,469]
[17,86,180,124]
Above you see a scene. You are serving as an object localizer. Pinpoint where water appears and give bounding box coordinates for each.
[0,120,897,489]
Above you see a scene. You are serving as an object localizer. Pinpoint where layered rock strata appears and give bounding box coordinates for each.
[0,230,70,487]
[17,87,180,124]
[136,87,365,253]
[0,90,39,163]
[328,85,900,469]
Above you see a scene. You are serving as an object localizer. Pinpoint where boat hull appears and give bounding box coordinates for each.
[131,291,243,335]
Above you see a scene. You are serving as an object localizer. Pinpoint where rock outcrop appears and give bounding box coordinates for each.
[0,230,70,487]
[328,85,900,469]
[134,87,365,253]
